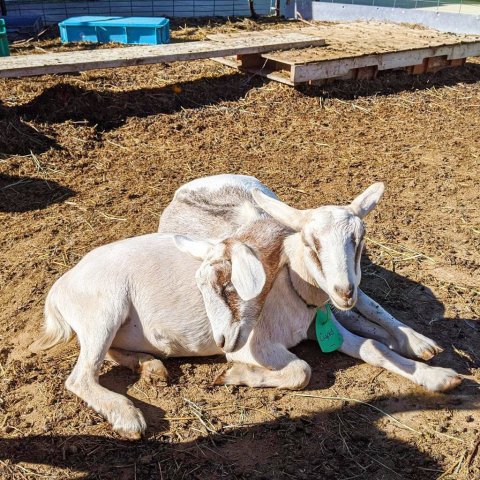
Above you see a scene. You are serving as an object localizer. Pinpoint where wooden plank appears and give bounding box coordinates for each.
[355,65,378,80]
[212,24,480,86]
[426,55,450,72]
[217,49,471,86]
[237,53,264,68]
[207,29,326,47]
[213,56,295,86]
[291,42,480,83]
[0,31,325,78]
[450,58,467,67]
[262,24,480,65]
[407,61,428,75]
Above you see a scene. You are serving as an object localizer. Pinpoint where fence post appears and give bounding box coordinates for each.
[249,0,258,18]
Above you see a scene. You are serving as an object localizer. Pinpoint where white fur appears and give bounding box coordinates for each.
[159,174,459,392]
[34,232,277,438]
[230,243,266,301]
[350,182,385,218]
[251,189,310,232]
[175,174,276,199]
[174,235,214,260]
[252,188,368,310]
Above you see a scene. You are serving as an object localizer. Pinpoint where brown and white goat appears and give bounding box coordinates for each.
[33,225,287,439]
[159,174,461,392]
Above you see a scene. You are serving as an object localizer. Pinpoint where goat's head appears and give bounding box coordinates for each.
[174,235,266,353]
[252,183,384,310]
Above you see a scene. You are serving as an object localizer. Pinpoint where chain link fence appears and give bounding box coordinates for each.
[3,0,275,23]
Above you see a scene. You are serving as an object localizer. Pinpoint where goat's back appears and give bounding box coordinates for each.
[51,234,205,327]
[159,174,277,237]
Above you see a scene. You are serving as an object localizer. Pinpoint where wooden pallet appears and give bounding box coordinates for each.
[210,24,480,86]
[0,29,325,78]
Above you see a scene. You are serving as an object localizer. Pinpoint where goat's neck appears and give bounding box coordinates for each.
[283,233,329,308]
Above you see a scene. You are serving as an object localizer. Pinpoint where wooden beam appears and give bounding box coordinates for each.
[213,56,295,86]
[237,53,264,68]
[0,31,325,79]
[213,25,480,86]
[207,30,326,47]
[291,42,480,83]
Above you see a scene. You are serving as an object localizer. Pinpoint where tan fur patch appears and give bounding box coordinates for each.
[211,251,242,324]
[229,219,289,306]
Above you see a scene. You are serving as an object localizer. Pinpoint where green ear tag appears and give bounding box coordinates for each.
[315,304,343,353]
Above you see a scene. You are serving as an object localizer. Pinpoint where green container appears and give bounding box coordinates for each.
[0,19,10,57]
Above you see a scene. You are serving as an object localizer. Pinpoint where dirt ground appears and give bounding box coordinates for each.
[0,18,479,480]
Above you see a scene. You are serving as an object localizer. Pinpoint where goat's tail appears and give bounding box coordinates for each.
[31,285,73,352]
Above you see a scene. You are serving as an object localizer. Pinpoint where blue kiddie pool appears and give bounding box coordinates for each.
[59,16,170,45]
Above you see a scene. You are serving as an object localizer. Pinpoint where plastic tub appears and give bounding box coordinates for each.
[59,16,170,45]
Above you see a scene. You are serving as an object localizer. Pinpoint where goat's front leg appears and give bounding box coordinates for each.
[333,309,394,347]
[67,324,147,440]
[217,343,311,390]
[355,289,443,360]
[331,313,461,392]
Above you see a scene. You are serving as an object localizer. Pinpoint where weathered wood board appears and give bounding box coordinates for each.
[0,30,325,78]
[212,22,480,86]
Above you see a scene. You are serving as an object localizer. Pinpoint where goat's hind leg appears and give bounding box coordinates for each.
[66,311,146,439]
[107,348,168,384]
[333,314,461,392]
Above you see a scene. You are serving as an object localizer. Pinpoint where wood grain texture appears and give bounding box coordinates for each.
[0,30,325,78]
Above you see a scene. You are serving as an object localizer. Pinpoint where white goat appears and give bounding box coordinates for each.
[159,174,461,392]
[33,226,287,439]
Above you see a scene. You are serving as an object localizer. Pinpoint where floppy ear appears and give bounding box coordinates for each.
[251,188,309,232]
[173,235,214,260]
[349,182,385,218]
[230,243,266,301]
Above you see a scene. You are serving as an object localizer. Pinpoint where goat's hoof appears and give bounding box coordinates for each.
[435,372,462,392]
[140,359,168,385]
[213,370,227,386]
[115,428,143,441]
[417,342,443,361]
[418,366,462,392]
[213,365,244,386]
[397,328,443,360]
[111,404,147,440]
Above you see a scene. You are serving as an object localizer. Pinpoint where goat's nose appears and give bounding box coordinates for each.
[334,284,354,301]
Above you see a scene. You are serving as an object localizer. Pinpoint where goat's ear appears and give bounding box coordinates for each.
[173,235,213,260]
[251,188,309,231]
[349,182,385,218]
[231,243,266,301]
